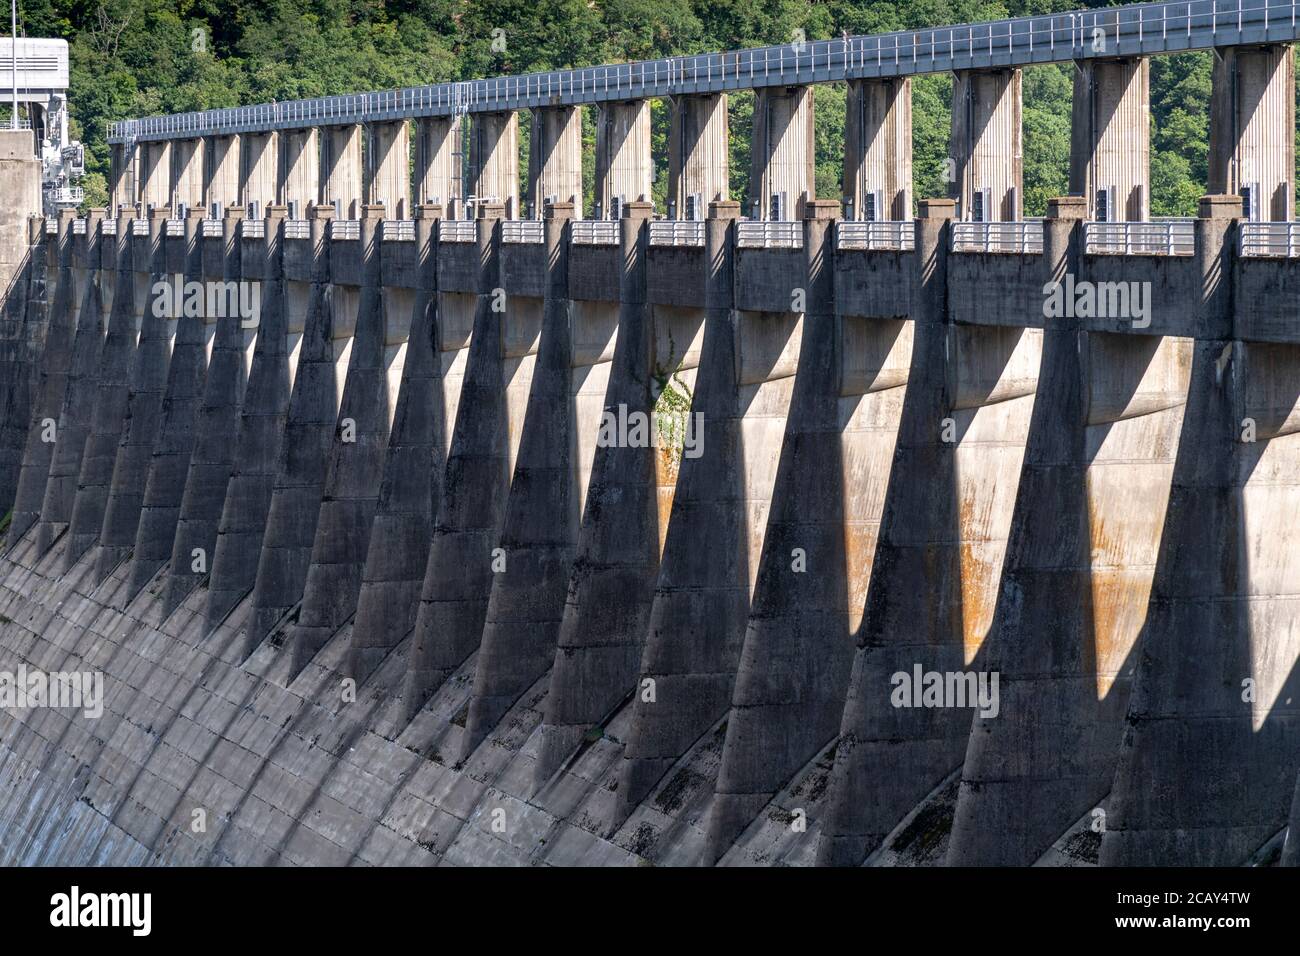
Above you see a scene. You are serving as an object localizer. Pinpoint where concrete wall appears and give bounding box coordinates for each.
[0,185,1297,871]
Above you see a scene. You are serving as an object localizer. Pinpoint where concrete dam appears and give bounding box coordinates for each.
[0,1,1299,868]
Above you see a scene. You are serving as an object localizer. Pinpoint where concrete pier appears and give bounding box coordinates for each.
[346,205,445,682]
[398,205,512,723]
[951,70,1023,221]
[7,212,70,546]
[63,212,139,568]
[322,126,364,218]
[470,114,519,217]
[241,206,338,656]
[162,207,257,616]
[1209,45,1296,221]
[668,94,729,219]
[1071,59,1151,221]
[595,101,652,216]
[528,107,583,216]
[284,206,391,678]
[367,122,412,217]
[123,210,214,601]
[844,79,912,220]
[749,87,814,220]
[203,211,292,629]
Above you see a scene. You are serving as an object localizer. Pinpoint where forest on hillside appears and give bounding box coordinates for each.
[8,0,1284,216]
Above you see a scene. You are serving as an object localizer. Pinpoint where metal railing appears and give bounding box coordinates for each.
[201,219,223,238]
[572,220,619,245]
[837,220,916,251]
[43,219,57,235]
[72,218,87,235]
[1239,221,1300,257]
[330,219,360,240]
[242,220,266,239]
[503,219,544,244]
[165,219,185,237]
[109,0,1300,144]
[439,219,477,243]
[951,220,1043,254]
[737,220,803,249]
[649,220,706,247]
[284,219,310,240]
[100,219,117,236]
[383,220,416,241]
[1085,220,1194,255]
[130,219,149,236]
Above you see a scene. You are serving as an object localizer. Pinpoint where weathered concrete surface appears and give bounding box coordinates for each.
[162,210,256,616]
[242,209,338,658]
[5,218,61,546]
[818,200,1043,866]
[1101,199,1300,866]
[1,191,1298,870]
[946,200,1192,865]
[0,130,42,516]
[124,213,212,601]
[63,216,138,570]
[284,208,391,678]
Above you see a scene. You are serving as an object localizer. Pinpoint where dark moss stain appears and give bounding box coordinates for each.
[450,702,469,727]
[628,821,658,857]
[654,767,704,815]
[892,780,958,862]
[1063,827,1102,865]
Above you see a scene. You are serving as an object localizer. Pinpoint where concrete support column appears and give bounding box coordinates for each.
[527,106,584,218]
[819,199,983,866]
[163,204,263,616]
[469,112,519,218]
[595,100,652,218]
[1070,58,1151,222]
[533,200,662,787]
[615,200,748,821]
[365,121,412,218]
[947,196,1192,865]
[1209,45,1296,221]
[749,86,815,221]
[1103,196,1300,865]
[110,142,136,213]
[240,132,279,214]
[285,205,392,679]
[844,78,912,221]
[242,203,337,656]
[204,134,241,215]
[203,205,292,631]
[667,94,729,220]
[347,202,446,682]
[321,124,364,219]
[7,211,76,546]
[705,199,852,864]
[415,117,461,211]
[951,69,1023,221]
[397,203,506,724]
[280,128,320,215]
[171,138,206,213]
[95,207,172,585]
[64,210,139,568]
[463,198,584,757]
[139,141,173,212]
[124,208,213,601]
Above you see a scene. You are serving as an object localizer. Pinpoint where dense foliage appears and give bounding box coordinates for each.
[9,0,1292,215]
